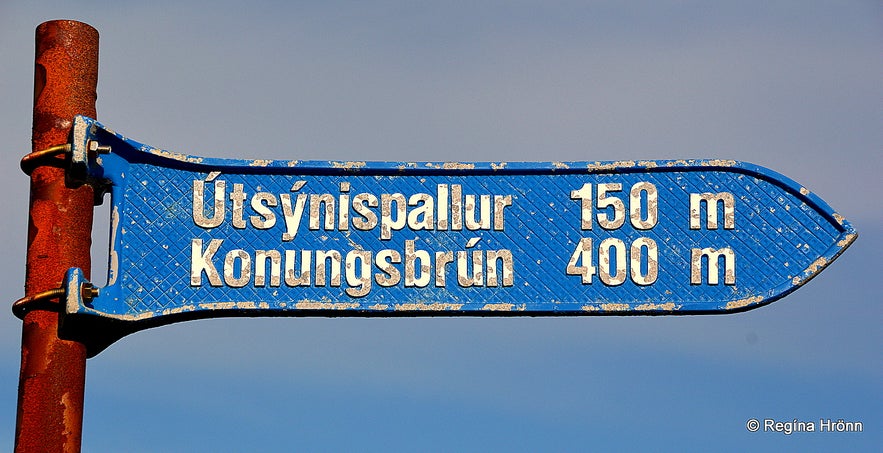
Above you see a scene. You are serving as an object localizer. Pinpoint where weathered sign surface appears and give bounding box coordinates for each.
[61,116,855,353]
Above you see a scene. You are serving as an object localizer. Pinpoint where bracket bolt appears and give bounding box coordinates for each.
[87,140,111,154]
[81,283,99,302]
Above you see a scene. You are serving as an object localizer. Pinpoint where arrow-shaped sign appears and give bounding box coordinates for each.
[56,116,854,355]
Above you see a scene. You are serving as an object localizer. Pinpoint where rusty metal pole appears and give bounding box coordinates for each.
[15,20,98,453]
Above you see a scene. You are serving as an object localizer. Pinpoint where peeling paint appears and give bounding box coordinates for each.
[248,159,272,167]
[635,302,678,311]
[331,161,367,170]
[369,304,389,310]
[61,392,77,444]
[72,118,88,155]
[440,162,475,170]
[197,302,235,311]
[481,303,514,311]
[295,301,359,310]
[586,160,636,171]
[580,305,599,312]
[799,187,810,196]
[552,162,570,169]
[148,147,204,164]
[164,304,198,315]
[833,213,845,225]
[115,312,155,321]
[726,296,763,310]
[490,162,507,170]
[804,257,828,276]
[703,159,737,167]
[838,233,857,248]
[286,160,300,167]
[394,303,464,311]
[600,303,630,311]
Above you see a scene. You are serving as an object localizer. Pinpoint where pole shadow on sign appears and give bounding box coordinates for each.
[17,115,856,357]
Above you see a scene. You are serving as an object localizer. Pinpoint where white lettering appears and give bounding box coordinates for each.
[690,247,736,285]
[690,192,735,230]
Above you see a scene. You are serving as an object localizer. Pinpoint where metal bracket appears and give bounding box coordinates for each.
[69,115,111,180]
[12,266,135,358]
[20,116,112,204]
[19,144,71,175]
[12,268,97,320]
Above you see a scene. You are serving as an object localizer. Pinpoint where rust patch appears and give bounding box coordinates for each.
[18,20,97,453]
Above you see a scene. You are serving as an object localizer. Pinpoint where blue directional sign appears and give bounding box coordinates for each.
[60,116,854,354]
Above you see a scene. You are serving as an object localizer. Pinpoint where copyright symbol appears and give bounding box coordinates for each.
[746,419,760,432]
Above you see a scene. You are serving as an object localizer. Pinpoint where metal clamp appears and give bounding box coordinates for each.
[20,144,71,175]
[12,288,65,319]
[12,269,98,319]
[20,141,111,176]
[21,114,112,177]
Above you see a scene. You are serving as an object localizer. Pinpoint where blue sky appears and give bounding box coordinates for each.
[0,1,880,451]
